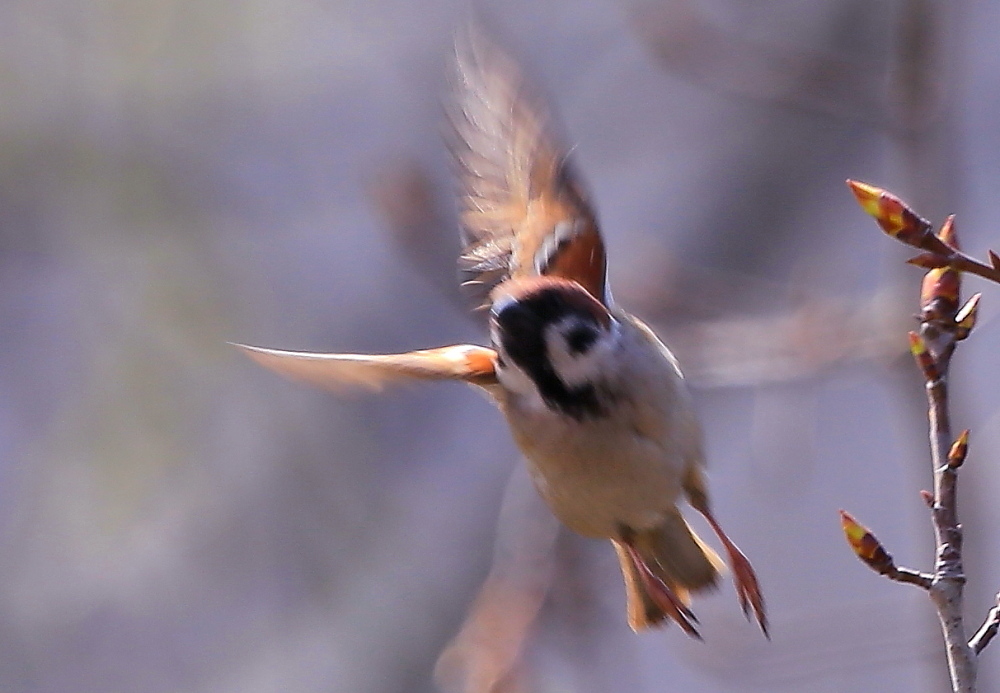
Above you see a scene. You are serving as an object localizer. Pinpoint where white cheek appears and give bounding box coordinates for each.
[545,322,617,387]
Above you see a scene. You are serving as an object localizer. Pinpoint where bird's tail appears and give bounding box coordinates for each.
[613,511,723,631]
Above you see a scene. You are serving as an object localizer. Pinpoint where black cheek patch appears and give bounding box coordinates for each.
[564,324,598,354]
[550,382,604,421]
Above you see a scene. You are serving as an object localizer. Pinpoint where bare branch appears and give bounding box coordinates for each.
[848,184,986,691]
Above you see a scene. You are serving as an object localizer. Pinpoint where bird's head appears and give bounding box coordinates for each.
[489,277,617,419]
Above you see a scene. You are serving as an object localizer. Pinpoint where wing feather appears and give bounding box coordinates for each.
[451,30,608,304]
[234,343,498,392]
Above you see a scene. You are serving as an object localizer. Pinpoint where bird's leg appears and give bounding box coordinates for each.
[683,465,768,636]
[620,540,702,639]
[697,507,768,637]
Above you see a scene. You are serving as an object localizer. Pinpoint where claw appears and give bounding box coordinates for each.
[728,543,768,637]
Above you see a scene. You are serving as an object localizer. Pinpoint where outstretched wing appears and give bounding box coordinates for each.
[451,30,608,304]
[234,343,498,392]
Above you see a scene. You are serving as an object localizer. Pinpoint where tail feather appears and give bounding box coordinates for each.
[614,511,722,631]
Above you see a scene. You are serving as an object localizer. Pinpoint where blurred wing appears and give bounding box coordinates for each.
[451,30,607,304]
[235,343,498,392]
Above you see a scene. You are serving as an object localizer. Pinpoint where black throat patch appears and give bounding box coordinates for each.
[492,291,607,421]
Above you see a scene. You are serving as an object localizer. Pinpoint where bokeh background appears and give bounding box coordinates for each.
[2,0,1000,691]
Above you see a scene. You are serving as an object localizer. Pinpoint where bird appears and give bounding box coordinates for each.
[235,31,767,638]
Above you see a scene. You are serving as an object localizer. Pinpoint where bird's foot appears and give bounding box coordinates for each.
[725,541,768,636]
[624,543,701,639]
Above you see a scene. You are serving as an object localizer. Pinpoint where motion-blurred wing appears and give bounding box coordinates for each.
[235,343,498,391]
[451,30,607,304]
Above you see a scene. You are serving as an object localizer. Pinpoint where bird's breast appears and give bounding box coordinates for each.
[502,392,687,539]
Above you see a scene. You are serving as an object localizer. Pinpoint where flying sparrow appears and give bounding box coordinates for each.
[236,33,767,638]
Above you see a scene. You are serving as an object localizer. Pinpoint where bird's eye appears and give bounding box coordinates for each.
[564,324,598,354]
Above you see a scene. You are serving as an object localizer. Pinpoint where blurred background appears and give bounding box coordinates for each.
[2,0,1000,691]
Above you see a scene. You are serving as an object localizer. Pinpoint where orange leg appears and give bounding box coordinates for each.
[698,508,768,637]
[684,465,768,636]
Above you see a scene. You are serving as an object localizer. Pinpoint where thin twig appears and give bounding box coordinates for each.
[889,566,934,590]
[846,179,1000,290]
[839,509,932,589]
[921,335,977,692]
[969,594,1000,656]
[937,252,1000,287]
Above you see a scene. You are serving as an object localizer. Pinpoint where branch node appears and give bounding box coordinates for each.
[908,331,941,381]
